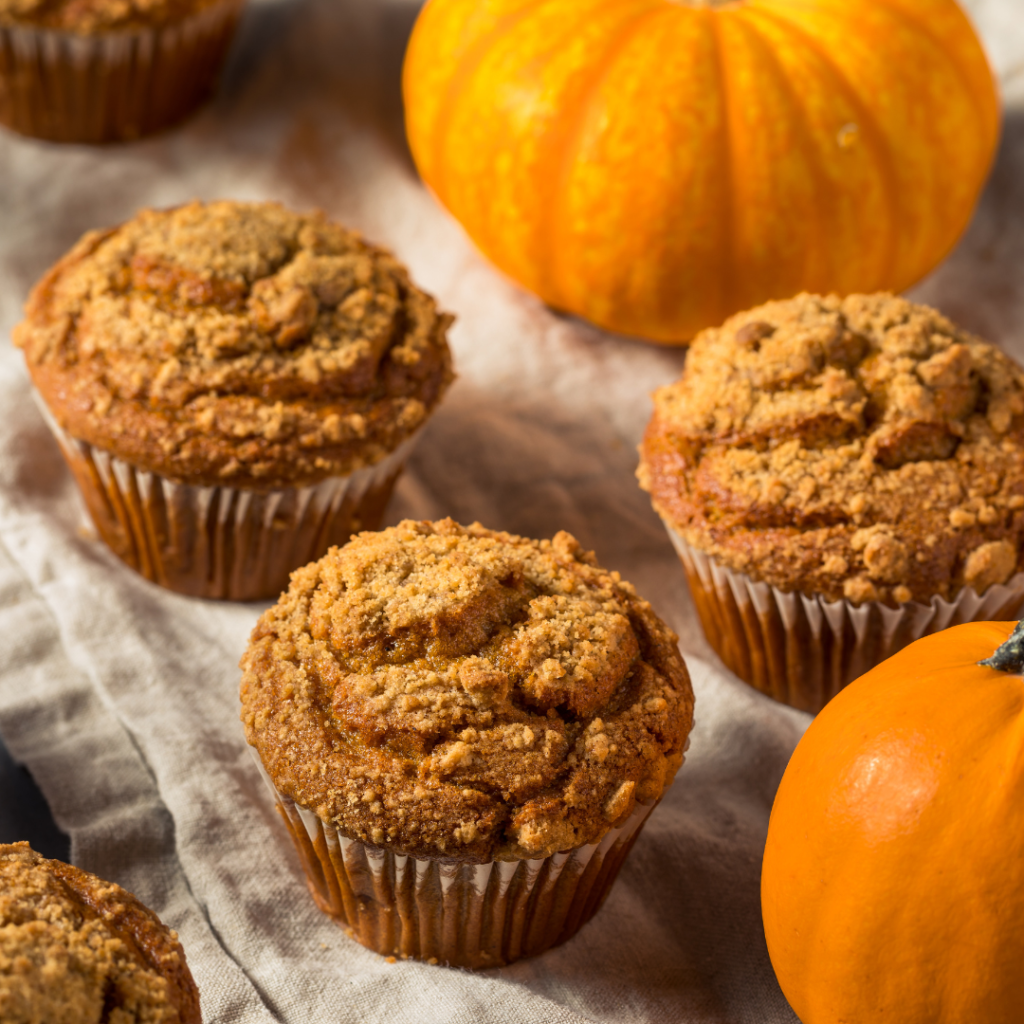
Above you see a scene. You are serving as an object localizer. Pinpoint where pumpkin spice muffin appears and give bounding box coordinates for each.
[15,200,454,600]
[240,518,694,967]
[639,292,1024,712]
[0,842,200,1023]
[0,0,245,143]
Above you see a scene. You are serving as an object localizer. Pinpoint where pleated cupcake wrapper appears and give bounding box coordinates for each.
[666,525,1024,714]
[36,398,418,600]
[0,0,244,143]
[252,756,656,969]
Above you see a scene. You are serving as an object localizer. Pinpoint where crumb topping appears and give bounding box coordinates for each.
[639,294,1024,605]
[14,201,454,488]
[0,843,199,1024]
[0,0,218,32]
[240,520,694,862]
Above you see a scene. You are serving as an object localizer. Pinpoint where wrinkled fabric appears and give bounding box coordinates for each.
[0,1,1020,1020]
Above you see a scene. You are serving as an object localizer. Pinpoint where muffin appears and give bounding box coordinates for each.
[0,0,245,143]
[638,293,1024,713]
[240,518,694,967]
[14,200,454,600]
[0,842,200,1023]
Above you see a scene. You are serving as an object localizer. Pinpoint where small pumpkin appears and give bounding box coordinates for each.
[403,0,1000,344]
[761,620,1024,1024]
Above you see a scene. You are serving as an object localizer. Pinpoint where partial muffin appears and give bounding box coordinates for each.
[240,518,694,967]
[0,842,200,1023]
[0,0,245,143]
[15,200,454,600]
[639,292,1024,712]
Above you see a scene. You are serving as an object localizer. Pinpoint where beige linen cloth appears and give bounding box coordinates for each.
[0,1,1022,1020]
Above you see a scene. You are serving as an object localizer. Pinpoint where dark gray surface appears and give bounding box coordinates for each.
[0,730,70,860]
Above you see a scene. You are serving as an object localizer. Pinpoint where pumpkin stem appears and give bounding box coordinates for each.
[979,621,1024,673]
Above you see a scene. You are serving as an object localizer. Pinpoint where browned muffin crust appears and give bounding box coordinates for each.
[0,0,219,32]
[14,201,454,489]
[639,293,1024,606]
[0,843,200,1024]
[240,519,694,863]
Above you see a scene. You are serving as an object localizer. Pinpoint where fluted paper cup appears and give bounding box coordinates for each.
[253,758,657,969]
[0,0,244,143]
[37,399,418,601]
[665,525,1024,713]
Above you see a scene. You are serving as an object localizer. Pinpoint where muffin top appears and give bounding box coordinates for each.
[240,519,694,863]
[0,843,200,1024]
[0,0,220,32]
[639,293,1024,606]
[14,201,454,488]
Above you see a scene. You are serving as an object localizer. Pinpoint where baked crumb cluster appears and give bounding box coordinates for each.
[0,843,198,1024]
[14,201,453,487]
[240,519,694,862]
[0,0,217,31]
[639,293,1024,605]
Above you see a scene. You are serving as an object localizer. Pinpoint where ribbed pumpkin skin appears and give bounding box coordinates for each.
[761,621,1024,1024]
[403,0,1000,344]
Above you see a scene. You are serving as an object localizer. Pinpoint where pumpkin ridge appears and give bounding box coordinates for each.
[726,8,835,297]
[424,0,552,208]
[708,10,737,319]
[542,1,670,312]
[868,0,998,134]
[854,0,998,276]
[738,1,900,291]
[764,0,997,290]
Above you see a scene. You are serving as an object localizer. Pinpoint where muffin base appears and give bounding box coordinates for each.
[255,760,656,969]
[38,401,418,601]
[0,0,244,143]
[667,526,1024,713]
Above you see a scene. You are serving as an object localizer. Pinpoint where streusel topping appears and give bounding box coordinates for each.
[0,0,218,31]
[639,293,1024,604]
[15,201,453,487]
[0,843,198,1024]
[240,520,694,862]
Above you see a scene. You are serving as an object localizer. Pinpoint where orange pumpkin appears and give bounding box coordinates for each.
[761,620,1024,1024]
[403,0,1000,344]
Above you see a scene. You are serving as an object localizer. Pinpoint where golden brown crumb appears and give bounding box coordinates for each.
[15,201,454,488]
[638,293,1024,605]
[0,0,218,31]
[0,843,200,1024]
[240,520,694,862]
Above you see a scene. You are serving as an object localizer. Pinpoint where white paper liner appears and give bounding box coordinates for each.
[37,398,419,600]
[666,525,1024,713]
[251,755,656,968]
[0,0,244,142]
